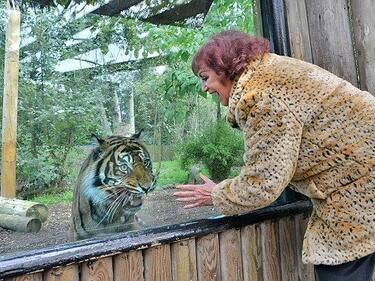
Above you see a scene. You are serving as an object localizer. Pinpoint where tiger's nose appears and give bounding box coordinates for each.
[139,182,154,193]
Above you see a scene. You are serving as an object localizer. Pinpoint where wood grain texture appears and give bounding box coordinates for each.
[241,224,262,281]
[6,273,43,281]
[1,6,20,199]
[171,239,197,281]
[261,220,281,281]
[81,256,113,281]
[252,0,263,36]
[295,214,315,281]
[43,265,79,281]
[144,245,172,281]
[114,251,144,281]
[349,0,375,94]
[219,229,243,281]
[278,217,299,281]
[284,0,312,62]
[196,233,221,281]
[305,0,357,85]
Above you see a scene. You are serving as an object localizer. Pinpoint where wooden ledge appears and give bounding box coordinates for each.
[0,200,312,278]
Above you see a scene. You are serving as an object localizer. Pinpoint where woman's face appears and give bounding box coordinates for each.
[198,67,233,106]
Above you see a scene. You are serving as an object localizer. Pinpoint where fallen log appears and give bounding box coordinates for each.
[0,197,48,222]
[0,214,41,233]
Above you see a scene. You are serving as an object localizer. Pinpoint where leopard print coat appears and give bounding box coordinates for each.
[211,53,375,265]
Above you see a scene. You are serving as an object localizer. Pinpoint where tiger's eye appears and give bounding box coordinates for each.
[119,165,129,174]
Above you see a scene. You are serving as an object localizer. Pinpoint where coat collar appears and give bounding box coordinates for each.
[226,54,267,128]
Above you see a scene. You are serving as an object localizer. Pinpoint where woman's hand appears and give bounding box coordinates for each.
[173,174,216,208]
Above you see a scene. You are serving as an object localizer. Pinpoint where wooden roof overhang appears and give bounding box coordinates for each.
[29,0,213,26]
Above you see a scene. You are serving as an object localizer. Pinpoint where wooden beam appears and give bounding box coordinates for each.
[62,55,169,77]
[241,224,262,281]
[0,213,41,233]
[305,0,358,85]
[171,239,197,281]
[81,256,113,281]
[114,251,144,281]
[144,245,172,281]
[142,0,213,26]
[91,0,143,16]
[43,264,79,281]
[261,220,281,281]
[1,1,21,199]
[284,0,313,62]
[252,0,264,36]
[349,0,375,94]
[0,196,49,222]
[196,233,221,281]
[219,229,243,281]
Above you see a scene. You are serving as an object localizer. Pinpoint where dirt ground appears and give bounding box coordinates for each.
[0,187,220,256]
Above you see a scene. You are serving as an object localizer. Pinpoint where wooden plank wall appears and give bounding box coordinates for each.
[284,0,375,95]
[4,214,314,281]
[283,1,375,281]
[349,0,375,93]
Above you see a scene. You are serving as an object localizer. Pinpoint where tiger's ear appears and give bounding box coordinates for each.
[131,129,143,140]
[91,134,108,149]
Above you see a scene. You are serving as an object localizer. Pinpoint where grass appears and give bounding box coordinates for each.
[31,160,187,205]
[31,189,73,205]
[153,160,187,187]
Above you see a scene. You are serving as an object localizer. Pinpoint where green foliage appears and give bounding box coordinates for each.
[178,119,244,182]
[154,160,188,187]
[18,146,88,196]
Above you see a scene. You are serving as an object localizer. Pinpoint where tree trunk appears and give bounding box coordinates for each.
[98,103,112,136]
[112,86,123,134]
[121,89,135,136]
[152,98,162,162]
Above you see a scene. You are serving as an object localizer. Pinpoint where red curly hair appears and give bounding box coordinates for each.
[192,30,270,81]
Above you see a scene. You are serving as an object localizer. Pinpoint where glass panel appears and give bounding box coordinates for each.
[0,0,256,255]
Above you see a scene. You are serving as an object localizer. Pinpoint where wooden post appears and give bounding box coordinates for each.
[114,251,144,281]
[171,239,197,281]
[219,229,243,281]
[144,245,172,281]
[81,257,113,281]
[1,0,21,198]
[241,224,263,281]
[252,0,263,36]
[196,233,221,281]
[44,265,79,281]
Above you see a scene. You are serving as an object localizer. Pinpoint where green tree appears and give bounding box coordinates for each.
[0,0,255,194]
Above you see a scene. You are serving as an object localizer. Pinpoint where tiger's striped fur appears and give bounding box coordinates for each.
[69,133,155,240]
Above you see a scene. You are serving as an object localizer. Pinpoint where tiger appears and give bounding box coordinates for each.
[69,132,155,241]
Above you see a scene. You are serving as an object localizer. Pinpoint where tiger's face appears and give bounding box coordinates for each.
[81,133,155,226]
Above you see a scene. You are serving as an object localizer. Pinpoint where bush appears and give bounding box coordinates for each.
[177,119,244,182]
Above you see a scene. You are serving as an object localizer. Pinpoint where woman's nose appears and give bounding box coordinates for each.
[201,83,208,92]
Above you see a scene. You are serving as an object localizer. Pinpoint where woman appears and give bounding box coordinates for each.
[174,30,375,281]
